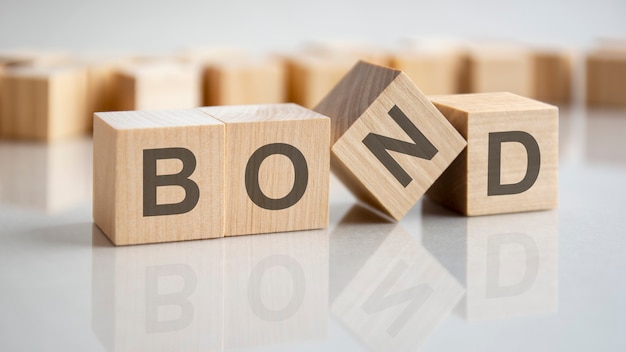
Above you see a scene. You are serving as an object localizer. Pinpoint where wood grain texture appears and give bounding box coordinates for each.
[93,109,225,245]
[532,49,572,104]
[586,46,626,107]
[204,58,286,106]
[427,92,559,216]
[314,61,466,220]
[200,103,330,237]
[0,65,89,141]
[115,61,202,111]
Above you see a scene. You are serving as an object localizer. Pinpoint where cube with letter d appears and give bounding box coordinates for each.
[427,92,558,216]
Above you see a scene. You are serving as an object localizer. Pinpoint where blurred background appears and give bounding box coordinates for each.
[1,0,625,52]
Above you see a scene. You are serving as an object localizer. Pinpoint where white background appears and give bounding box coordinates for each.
[0,0,625,52]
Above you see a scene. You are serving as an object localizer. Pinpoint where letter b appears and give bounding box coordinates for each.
[143,147,200,216]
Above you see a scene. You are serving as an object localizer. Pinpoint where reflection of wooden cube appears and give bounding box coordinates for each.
[532,49,572,104]
[428,92,559,216]
[200,104,329,236]
[204,58,286,106]
[0,65,89,141]
[91,227,224,351]
[462,44,533,96]
[465,211,558,320]
[390,46,463,95]
[223,229,328,349]
[115,62,202,111]
[0,137,91,212]
[314,61,466,220]
[586,47,626,107]
[331,205,464,351]
[93,109,225,245]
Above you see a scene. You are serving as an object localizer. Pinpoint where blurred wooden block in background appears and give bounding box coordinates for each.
[285,42,389,109]
[586,46,626,107]
[390,40,464,95]
[200,103,329,237]
[0,65,89,141]
[79,56,133,128]
[427,92,559,216]
[204,58,286,106]
[314,61,466,220]
[115,61,202,111]
[532,49,572,104]
[285,54,357,109]
[462,43,533,96]
[93,109,225,245]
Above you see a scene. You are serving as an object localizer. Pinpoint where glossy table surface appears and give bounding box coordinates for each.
[0,104,625,351]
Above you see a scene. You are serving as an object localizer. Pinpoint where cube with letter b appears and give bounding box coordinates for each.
[427,92,558,216]
[314,61,466,220]
[93,109,225,245]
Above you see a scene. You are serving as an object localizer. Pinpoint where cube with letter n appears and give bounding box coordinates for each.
[427,92,558,216]
[314,61,466,220]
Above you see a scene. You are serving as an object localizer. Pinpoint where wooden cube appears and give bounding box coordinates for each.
[462,43,533,96]
[82,57,131,125]
[204,58,286,106]
[200,103,329,236]
[285,54,359,108]
[331,205,464,350]
[91,226,224,351]
[314,61,466,220]
[224,229,328,349]
[0,65,89,141]
[390,45,463,95]
[532,49,572,104]
[93,109,225,245]
[586,47,626,107]
[427,92,559,216]
[115,61,202,111]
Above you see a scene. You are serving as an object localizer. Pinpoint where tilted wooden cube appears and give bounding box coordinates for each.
[0,65,89,141]
[200,103,329,236]
[427,92,558,216]
[93,109,225,245]
[204,58,286,106]
[314,61,466,220]
[586,47,626,107]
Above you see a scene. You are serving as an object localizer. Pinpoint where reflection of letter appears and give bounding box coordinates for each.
[245,143,308,210]
[488,131,541,196]
[363,105,438,187]
[145,264,197,333]
[248,255,306,322]
[331,205,463,351]
[143,148,200,216]
[486,233,539,299]
[362,261,434,337]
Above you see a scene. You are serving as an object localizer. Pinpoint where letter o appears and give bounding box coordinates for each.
[245,143,308,210]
